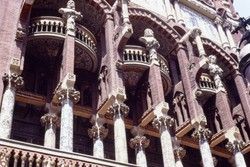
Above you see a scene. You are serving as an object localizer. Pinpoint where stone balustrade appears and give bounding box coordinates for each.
[198,73,216,92]
[0,138,138,167]
[29,16,97,54]
[123,45,169,74]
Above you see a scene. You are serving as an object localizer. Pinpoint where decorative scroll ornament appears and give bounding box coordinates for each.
[107,102,129,117]
[152,115,174,130]
[139,29,160,65]
[59,0,82,36]
[3,73,24,89]
[191,119,212,141]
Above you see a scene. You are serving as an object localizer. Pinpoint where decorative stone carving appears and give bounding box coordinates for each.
[191,115,212,141]
[59,0,82,36]
[54,88,80,104]
[118,0,131,24]
[190,28,206,57]
[130,127,150,149]
[16,27,26,41]
[226,140,245,153]
[3,73,24,90]
[0,148,12,166]
[207,55,225,92]
[107,102,129,118]
[152,115,174,130]
[41,113,60,127]
[88,115,108,140]
[174,147,186,160]
[139,29,160,65]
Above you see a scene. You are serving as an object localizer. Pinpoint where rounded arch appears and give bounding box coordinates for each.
[128,7,182,52]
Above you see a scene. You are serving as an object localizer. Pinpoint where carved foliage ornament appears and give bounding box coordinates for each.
[174,147,186,160]
[54,88,80,104]
[88,125,108,140]
[225,140,245,153]
[3,73,24,90]
[129,135,150,149]
[107,102,129,117]
[152,116,174,130]
[41,113,60,127]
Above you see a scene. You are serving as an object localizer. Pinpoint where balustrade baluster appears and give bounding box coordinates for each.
[21,152,27,167]
[13,149,20,167]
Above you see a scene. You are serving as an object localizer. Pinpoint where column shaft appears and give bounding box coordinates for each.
[200,139,214,167]
[0,87,15,138]
[173,1,184,25]
[59,98,74,152]
[234,152,247,167]
[160,126,175,167]
[176,160,184,167]
[165,0,175,21]
[136,148,147,167]
[93,138,105,158]
[195,35,206,57]
[234,74,250,126]
[44,123,56,148]
[114,114,128,162]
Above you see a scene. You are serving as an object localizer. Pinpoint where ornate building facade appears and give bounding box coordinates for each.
[0,0,249,166]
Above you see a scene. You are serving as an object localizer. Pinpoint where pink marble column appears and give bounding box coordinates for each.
[226,140,247,167]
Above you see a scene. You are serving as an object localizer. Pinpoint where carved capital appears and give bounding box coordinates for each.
[191,116,212,141]
[129,135,150,149]
[214,17,223,25]
[107,102,129,117]
[41,113,60,127]
[174,147,186,160]
[3,73,24,90]
[226,140,245,153]
[88,114,108,140]
[54,88,80,104]
[152,115,174,130]
[16,27,26,41]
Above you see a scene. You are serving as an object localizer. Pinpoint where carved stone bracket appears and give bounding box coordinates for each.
[107,102,129,118]
[152,115,174,130]
[174,147,186,160]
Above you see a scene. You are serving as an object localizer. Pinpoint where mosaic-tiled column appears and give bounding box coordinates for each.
[153,116,175,167]
[108,102,129,163]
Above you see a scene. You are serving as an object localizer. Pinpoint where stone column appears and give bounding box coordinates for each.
[88,114,108,159]
[0,58,23,139]
[215,17,230,50]
[173,0,184,25]
[233,73,250,126]
[152,116,175,167]
[41,112,59,148]
[174,147,186,167]
[192,116,214,167]
[191,28,206,57]
[139,29,165,106]
[225,128,247,167]
[58,0,82,78]
[53,74,80,152]
[108,102,129,163]
[130,127,150,167]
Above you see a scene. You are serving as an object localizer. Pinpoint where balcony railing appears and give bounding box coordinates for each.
[198,73,216,93]
[28,16,97,54]
[123,45,169,74]
[0,139,137,167]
